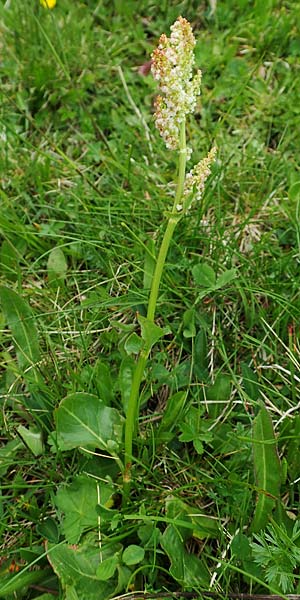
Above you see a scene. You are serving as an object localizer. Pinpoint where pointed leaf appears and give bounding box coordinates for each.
[183,308,196,338]
[96,555,119,580]
[192,263,216,288]
[55,392,123,454]
[0,286,41,376]
[138,315,170,351]
[157,391,187,441]
[215,268,237,289]
[47,246,67,286]
[17,425,44,456]
[161,525,210,587]
[242,363,260,401]
[251,405,281,533]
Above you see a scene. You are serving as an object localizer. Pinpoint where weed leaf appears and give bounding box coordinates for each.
[47,246,67,286]
[122,544,145,565]
[17,424,44,456]
[161,525,210,586]
[47,542,120,600]
[192,263,216,288]
[157,390,187,442]
[96,554,119,580]
[55,392,123,454]
[0,286,41,377]
[55,473,114,543]
[251,405,281,532]
[138,314,170,351]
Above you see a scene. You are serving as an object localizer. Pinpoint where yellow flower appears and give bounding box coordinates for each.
[40,0,56,8]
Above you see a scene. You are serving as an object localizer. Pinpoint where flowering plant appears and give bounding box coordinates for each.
[40,0,56,9]
[123,17,216,503]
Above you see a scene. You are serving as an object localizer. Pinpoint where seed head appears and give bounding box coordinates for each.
[151,16,202,151]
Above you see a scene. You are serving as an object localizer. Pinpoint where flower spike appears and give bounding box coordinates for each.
[151,16,202,151]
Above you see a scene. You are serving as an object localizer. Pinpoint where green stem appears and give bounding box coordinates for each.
[123,120,187,506]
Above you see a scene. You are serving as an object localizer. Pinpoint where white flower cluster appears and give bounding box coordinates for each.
[183,147,217,206]
[151,16,202,151]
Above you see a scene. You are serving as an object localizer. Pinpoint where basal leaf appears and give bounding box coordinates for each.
[47,542,120,600]
[161,525,210,587]
[17,425,44,456]
[47,246,67,286]
[0,438,24,477]
[55,392,123,454]
[251,405,282,533]
[122,544,145,566]
[192,263,216,288]
[157,391,187,442]
[206,373,232,419]
[96,554,119,580]
[55,473,114,543]
[242,363,260,402]
[183,308,196,338]
[215,268,237,289]
[0,286,41,377]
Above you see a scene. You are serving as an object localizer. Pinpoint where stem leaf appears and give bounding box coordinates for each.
[138,314,170,351]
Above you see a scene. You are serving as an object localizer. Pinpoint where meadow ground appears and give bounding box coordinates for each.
[1,1,300,598]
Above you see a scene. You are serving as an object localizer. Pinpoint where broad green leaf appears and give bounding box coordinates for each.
[17,425,44,456]
[215,268,237,289]
[206,373,232,419]
[183,308,196,338]
[179,405,212,455]
[161,525,210,587]
[242,363,260,401]
[0,286,41,377]
[47,246,67,286]
[124,332,142,355]
[47,542,120,600]
[36,517,60,543]
[0,438,24,477]
[138,315,170,351]
[157,391,187,442]
[96,554,119,580]
[289,180,300,201]
[231,532,252,561]
[94,360,114,405]
[55,392,123,454]
[192,263,216,288]
[122,544,145,566]
[55,473,114,543]
[251,405,282,533]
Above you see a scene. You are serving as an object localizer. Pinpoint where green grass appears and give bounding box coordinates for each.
[1,0,300,598]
